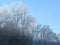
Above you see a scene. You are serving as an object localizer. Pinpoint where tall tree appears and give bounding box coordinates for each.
[0,3,37,45]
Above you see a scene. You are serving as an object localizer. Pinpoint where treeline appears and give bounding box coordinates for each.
[0,2,60,45]
[32,40,60,45]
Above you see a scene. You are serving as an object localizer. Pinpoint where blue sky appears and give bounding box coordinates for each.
[0,0,60,34]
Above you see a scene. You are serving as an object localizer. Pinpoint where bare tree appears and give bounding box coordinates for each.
[0,2,37,45]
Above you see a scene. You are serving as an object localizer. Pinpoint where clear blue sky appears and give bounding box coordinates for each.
[0,0,60,34]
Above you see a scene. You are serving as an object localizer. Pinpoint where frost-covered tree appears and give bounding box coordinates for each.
[33,25,58,42]
[0,2,36,45]
[57,34,60,42]
[39,25,58,42]
[0,1,59,45]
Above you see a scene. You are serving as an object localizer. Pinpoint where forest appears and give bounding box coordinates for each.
[0,2,60,45]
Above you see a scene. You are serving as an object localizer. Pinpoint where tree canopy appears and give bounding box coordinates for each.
[0,2,60,45]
